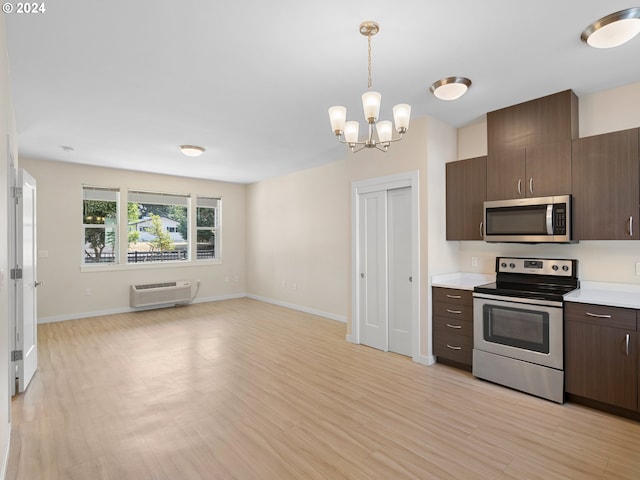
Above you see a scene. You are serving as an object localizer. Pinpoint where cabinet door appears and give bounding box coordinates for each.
[446,157,486,240]
[572,128,640,240]
[565,303,638,411]
[524,140,572,197]
[486,147,526,201]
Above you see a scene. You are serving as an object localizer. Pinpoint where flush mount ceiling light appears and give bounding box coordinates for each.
[179,145,205,157]
[328,21,411,153]
[430,77,472,101]
[581,7,640,48]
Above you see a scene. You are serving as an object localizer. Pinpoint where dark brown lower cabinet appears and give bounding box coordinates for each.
[432,287,473,370]
[565,302,638,413]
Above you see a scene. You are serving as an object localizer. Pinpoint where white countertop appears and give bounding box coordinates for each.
[431,272,495,291]
[564,281,640,309]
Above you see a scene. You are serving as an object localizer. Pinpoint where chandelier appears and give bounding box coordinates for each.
[328,21,411,153]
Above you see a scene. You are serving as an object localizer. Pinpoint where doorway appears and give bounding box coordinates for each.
[351,171,419,359]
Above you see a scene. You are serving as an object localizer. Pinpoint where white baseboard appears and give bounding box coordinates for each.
[345,333,356,343]
[245,294,347,323]
[37,293,247,324]
[414,354,436,366]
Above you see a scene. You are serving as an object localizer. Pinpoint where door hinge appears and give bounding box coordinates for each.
[12,186,22,198]
[11,350,23,362]
[10,268,23,280]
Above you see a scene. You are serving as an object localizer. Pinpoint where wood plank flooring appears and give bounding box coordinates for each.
[7,298,640,479]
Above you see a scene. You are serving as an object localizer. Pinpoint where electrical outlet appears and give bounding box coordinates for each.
[282,280,287,289]
[636,262,640,276]
[471,256,478,267]
[84,288,92,296]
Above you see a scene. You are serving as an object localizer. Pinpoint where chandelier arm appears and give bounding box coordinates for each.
[385,132,406,144]
[351,144,369,154]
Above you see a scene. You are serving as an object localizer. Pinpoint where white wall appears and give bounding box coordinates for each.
[18,158,247,322]
[456,81,640,284]
[0,13,15,478]
[246,116,457,361]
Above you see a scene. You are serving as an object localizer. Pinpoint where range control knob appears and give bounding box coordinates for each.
[562,265,570,272]
[509,263,516,269]
[501,262,507,268]
[552,265,559,271]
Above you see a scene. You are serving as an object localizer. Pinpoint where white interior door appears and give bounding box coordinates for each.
[358,191,388,351]
[387,187,412,356]
[16,169,38,392]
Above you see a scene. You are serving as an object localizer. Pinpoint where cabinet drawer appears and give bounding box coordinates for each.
[432,287,472,306]
[565,302,637,330]
[433,301,473,323]
[433,315,473,338]
[433,332,473,365]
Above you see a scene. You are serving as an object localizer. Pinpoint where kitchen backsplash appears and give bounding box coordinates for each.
[458,240,640,284]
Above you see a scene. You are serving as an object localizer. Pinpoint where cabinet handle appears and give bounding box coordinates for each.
[529,177,533,194]
[446,323,462,329]
[629,216,634,237]
[446,344,462,350]
[625,333,630,356]
[517,179,522,196]
[585,312,612,319]
[446,294,461,299]
[479,222,484,239]
[446,309,462,314]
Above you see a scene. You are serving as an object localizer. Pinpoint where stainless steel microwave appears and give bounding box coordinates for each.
[483,195,573,243]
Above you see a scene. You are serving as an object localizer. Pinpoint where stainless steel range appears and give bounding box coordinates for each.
[472,257,579,403]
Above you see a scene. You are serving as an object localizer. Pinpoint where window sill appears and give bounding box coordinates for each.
[80,259,222,273]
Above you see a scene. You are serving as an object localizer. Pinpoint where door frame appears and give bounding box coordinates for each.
[349,170,420,361]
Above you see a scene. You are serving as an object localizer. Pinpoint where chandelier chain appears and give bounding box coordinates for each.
[367,32,372,89]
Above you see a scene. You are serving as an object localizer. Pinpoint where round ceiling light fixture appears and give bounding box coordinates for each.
[430,77,472,101]
[581,8,640,48]
[179,145,205,157]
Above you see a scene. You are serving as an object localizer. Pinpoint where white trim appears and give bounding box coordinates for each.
[246,294,347,323]
[351,171,421,362]
[37,293,247,324]
[1,426,10,480]
[414,354,436,366]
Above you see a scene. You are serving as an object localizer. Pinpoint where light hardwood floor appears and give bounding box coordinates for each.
[7,298,640,479]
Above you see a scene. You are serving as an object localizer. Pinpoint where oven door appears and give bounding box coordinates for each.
[473,294,563,370]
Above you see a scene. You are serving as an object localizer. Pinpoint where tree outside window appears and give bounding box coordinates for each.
[83,187,119,264]
[127,191,189,263]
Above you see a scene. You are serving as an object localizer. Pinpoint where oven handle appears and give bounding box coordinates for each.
[585,312,612,319]
[472,292,563,308]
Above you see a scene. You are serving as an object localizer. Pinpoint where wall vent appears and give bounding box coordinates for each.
[130,281,191,308]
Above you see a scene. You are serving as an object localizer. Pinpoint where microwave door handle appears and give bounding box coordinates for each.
[546,204,554,235]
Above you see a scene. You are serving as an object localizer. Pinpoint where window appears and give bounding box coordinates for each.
[196,197,220,260]
[128,191,189,263]
[83,186,119,264]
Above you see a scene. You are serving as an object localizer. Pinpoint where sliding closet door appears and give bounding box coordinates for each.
[358,190,388,351]
[387,187,412,356]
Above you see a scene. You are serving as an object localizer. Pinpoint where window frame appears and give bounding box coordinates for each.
[195,196,221,262]
[82,186,120,266]
[127,190,191,265]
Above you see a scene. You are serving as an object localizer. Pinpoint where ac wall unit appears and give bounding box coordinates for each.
[130,281,191,308]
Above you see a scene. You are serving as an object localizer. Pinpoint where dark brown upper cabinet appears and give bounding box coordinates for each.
[446,156,487,240]
[486,90,578,201]
[571,128,640,240]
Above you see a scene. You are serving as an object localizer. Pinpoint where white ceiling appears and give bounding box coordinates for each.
[5,1,640,184]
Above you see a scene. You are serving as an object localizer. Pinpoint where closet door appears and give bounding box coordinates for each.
[358,190,388,351]
[388,187,412,356]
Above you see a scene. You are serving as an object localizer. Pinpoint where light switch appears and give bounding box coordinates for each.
[38,250,49,258]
